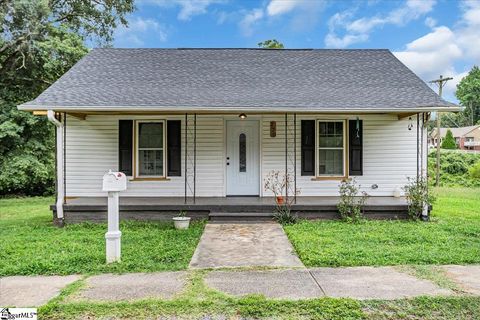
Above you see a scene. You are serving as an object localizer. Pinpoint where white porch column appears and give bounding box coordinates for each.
[421,113,430,219]
[47,110,64,222]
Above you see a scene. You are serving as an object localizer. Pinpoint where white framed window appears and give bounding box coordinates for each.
[135,120,166,178]
[316,120,346,177]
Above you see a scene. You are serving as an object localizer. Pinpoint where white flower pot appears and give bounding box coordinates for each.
[173,216,191,230]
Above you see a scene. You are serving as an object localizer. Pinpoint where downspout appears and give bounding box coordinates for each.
[47,110,64,223]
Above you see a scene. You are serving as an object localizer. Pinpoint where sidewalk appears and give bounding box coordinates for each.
[2,265,479,307]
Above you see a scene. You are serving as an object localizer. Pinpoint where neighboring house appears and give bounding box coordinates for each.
[18,49,459,224]
[430,125,480,150]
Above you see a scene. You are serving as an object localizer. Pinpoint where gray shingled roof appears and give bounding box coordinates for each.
[19,48,458,111]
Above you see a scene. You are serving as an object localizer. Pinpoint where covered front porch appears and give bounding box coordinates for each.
[55,196,409,222]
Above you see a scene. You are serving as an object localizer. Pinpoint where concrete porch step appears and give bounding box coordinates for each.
[208,212,274,222]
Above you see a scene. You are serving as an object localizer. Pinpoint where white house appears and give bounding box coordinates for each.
[18,48,459,224]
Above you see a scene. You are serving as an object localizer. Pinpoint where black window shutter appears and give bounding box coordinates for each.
[167,120,182,176]
[118,120,133,176]
[349,119,363,176]
[301,120,315,176]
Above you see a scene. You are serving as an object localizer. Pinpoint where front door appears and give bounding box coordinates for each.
[226,120,260,196]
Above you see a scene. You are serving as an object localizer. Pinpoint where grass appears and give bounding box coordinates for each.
[37,270,480,320]
[284,187,480,267]
[395,265,463,292]
[362,296,480,320]
[0,197,205,276]
[2,191,480,319]
[40,269,365,320]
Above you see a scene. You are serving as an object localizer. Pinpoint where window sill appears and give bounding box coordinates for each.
[129,177,171,182]
[311,176,347,181]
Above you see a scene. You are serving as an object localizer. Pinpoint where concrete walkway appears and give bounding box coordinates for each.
[0,275,80,307]
[189,222,304,269]
[4,265,480,306]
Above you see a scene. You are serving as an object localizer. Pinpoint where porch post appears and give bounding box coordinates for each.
[184,113,187,204]
[422,112,429,220]
[285,113,288,202]
[47,110,64,225]
[194,113,197,203]
[184,113,197,204]
[417,113,420,179]
[294,113,297,204]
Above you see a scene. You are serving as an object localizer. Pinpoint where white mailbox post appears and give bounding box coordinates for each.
[102,170,127,263]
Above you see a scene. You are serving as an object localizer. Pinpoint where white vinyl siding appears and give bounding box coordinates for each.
[65,113,421,198]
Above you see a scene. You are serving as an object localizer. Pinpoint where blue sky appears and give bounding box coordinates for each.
[113,0,480,102]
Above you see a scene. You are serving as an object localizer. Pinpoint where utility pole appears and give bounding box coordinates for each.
[429,75,453,186]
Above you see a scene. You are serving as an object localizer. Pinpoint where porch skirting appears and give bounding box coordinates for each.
[52,196,411,223]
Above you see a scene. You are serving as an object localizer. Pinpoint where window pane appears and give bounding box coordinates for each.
[239,133,246,172]
[139,150,163,176]
[139,123,163,149]
[318,121,343,148]
[318,149,343,175]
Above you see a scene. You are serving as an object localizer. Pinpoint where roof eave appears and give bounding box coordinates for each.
[18,104,462,113]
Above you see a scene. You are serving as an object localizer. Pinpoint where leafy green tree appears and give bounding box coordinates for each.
[455,66,480,126]
[258,39,284,49]
[0,0,134,195]
[441,129,457,149]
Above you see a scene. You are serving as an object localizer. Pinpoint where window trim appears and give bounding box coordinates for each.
[315,119,347,178]
[134,120,166,179]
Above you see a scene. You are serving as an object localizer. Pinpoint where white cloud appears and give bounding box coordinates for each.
[325,0,436,48]
[424,17,437,28]
[236,0,325,36]
[239,8,264,36]
[115,17,168,46]
[139,0,224,21]
[325,32,368,48]
[177,0,224,20]
[393,2,480,99]
[267,0,300,16]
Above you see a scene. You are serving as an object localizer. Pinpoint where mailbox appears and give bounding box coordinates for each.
[102,170,127,192]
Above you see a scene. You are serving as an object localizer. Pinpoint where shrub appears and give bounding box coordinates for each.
[441,129,457,149]
[443,159,469,174]
[337,178,368,223]
[264,170,301,225]
[403,177,436,220]
[470,161,480,179]
[427,150,480,187]
[273,205,298,225]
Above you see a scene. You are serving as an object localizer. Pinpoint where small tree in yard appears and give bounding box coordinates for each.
[403,177,436,220]
[441,129,457,149]
[264,170,300,225]
[337,178,368,223]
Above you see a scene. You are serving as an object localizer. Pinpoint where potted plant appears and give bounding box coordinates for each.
[173,211,191,229]
[276,195,284,205]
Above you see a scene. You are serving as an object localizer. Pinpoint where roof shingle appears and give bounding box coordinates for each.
[19,48,457,111]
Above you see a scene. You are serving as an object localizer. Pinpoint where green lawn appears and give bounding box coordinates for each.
[0,197,205,276]
[284,187,480,267]
[39,272,480,320]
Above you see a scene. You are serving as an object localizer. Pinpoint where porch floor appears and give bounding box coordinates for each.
[65,196,407,207]
[58,196,410,222]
